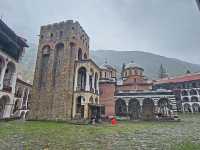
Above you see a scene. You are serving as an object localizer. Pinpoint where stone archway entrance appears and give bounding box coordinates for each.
[76,96,85,119]
[128,99,140,120]
[142,98,154,120]
[115,99,127,116]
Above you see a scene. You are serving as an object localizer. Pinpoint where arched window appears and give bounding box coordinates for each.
[191,96,198,102]
[39,45,50,87]
[53,43,64,86]
[77,67,87,91]
[181,90,188,96]
[3,62,16,91]
[182,97,189,102]
[78,48,82,60]
[190,89,197,95]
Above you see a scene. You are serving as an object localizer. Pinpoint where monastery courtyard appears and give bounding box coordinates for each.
[0,114,199,150]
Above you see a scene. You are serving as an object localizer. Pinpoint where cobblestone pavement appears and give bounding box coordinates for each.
[0,114,200,150]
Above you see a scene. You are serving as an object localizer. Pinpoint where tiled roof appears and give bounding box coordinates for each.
[155,73,200,85]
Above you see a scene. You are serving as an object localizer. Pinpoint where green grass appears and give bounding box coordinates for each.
[0,114,200,150]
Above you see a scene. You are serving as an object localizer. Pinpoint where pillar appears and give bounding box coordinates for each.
[0,62,7,90]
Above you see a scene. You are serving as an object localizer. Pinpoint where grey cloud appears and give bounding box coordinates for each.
[0,0,200,64]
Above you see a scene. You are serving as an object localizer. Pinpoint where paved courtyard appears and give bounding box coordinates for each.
[0,114,200,150]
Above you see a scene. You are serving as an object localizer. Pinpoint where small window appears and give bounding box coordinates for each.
[72,27,74,30]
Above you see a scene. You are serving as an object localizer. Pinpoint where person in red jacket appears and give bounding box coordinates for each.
[111,117,117,125]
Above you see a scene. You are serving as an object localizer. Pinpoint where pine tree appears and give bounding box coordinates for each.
[186,70,191,74]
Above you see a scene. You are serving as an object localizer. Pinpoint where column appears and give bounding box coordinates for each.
[86,72,90,91]
[0,62,7,90]
[25,90,30,109]
[11,72,17,94]
[84,103,88,119]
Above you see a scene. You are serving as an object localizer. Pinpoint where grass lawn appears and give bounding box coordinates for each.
[0,114,200,150]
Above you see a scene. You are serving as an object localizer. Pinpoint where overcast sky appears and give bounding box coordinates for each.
[1,0,200,64]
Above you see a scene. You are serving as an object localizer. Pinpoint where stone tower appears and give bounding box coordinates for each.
[29,20,91,120]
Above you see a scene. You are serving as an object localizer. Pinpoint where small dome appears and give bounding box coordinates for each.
[125,61,143,70]
[100,60,116,70]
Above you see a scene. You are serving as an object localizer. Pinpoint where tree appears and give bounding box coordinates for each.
[158,64,168,79]
[186,70,191,74]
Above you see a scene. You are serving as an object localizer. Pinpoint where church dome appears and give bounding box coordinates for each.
[100,61,116,71]
[125,61,143,70]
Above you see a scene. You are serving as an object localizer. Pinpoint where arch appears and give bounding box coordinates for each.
[20,111,25,120]
[191,96,198,102]
[42,45,51,55]
[115,99,127,116]
[15,87,23,98]
[181,90,188,96]
[182,97,189,102]
[190,89,197,95]
[89,96,93,103]
[77,67,87,91]
[0,95,10,118]
[3,62,16,92]
[53,43,64,86]
[183,103,191,112]
[78,48,82,60]
[157,98,170,117]
[13,99,20,114]
[76,96,85,118]
[192,103,200,112]
[128,98,140,120]
[142,98,154,120]
[84,53,87,59]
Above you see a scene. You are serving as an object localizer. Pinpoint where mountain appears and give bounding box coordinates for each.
[19,44,200,82]
[91,50,200,79]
